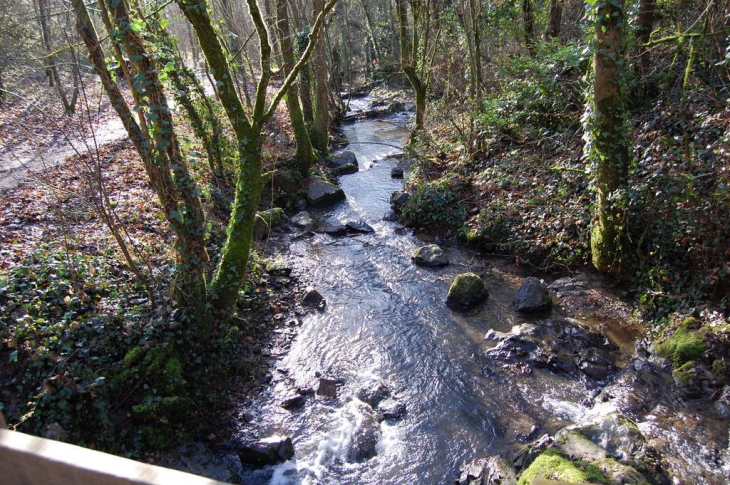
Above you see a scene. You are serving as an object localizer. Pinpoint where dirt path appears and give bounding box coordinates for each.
[0,115,127,191]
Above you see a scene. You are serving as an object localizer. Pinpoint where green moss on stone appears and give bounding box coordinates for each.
[672,360,697,385]
[518,448,608,485]
[655,318,706,366]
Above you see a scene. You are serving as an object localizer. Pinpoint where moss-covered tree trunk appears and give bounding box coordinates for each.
[589,0,630,276]
[276,0,315,176]
[311,0,330,156]
[177,0,336,314]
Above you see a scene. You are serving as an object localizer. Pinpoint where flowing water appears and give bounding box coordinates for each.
[237,112,594,484]
[232,104,729,485]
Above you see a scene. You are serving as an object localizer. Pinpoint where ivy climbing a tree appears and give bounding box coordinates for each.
[586,0,631,276]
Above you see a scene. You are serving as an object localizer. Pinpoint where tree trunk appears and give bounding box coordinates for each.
[469,0,483,92]
[590,0,630,276]
[522,0,536,56]
[276,0,315,176]
[311,0,330,156]
[396,0,427,132]
[635,0,656,77]
[547,0,564,40]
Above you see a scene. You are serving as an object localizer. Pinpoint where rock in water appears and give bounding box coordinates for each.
[237,436,294,466]
[390,191,410,212]
[304,176,345,207]
[457,456,517,485]
[331,150,358,167]
[316,378,339,398]
[291,211,315,232]
[345,220,375,234]
[347,407,380,462]
[391,166,404,178]
[514,277,552,313]
[301,287,325,310]
[356,382,391,408]
[338,163,359,175]
[446,273,489,311]
[412,244,449,267]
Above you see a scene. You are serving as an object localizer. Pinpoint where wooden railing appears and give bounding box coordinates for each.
[0,412,231,485]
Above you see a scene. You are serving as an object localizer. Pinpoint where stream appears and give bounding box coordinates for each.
[235,109,627,484]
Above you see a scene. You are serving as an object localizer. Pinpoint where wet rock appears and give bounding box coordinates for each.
[446,273,489,311]
[316,378,339,398]
[578,414,665,484]
[281,394,306,410]
[237,436,294,466]
[319,221,347,236]
[345,220,375,234]
[254,207,285,240]
[338,163,359,175]
[356,382,391,408]
[301,287,326,310]
[412,244,449,267]
[391,166,404,178]
[347,407,380,462]
[331,150,358,167]
[390,191,410,212]
[457,456,517,485]
[377,402,406,421]
[504,414,539,443]
[579,361,610,380]
[304,176,345,207]
[387,101,406,113]
[548,272,590,297]
[555,428,609,462]
[715,386,730,419]
[514,277,552,313]
[291,211,314,232]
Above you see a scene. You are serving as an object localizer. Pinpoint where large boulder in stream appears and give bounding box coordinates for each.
[412,244,449,267]
[513,277,552,313]
[446,273,489,311]
[304,176,345,207]
[237,436,294,467]
[331,150,358,168]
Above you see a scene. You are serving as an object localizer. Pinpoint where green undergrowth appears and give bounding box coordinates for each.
[0,245,275,456]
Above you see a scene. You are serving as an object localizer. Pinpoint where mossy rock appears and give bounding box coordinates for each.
[446,273,489,311]
[654,317,706,366]
[517,448,608,485]
[255,207,286,239]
